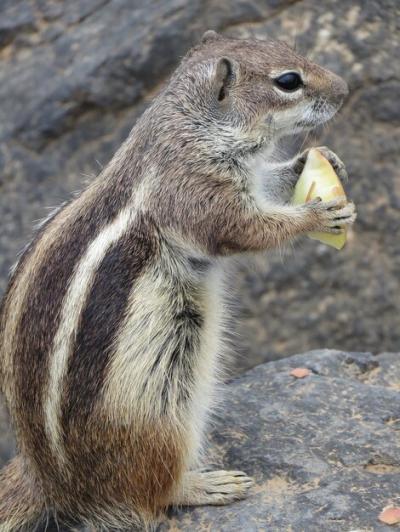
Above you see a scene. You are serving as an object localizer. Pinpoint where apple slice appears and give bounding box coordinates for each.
[292,148,347,250]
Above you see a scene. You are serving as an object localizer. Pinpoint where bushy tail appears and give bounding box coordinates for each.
[0,455,45,531]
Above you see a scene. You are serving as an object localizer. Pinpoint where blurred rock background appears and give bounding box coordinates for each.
[0,0,399,464]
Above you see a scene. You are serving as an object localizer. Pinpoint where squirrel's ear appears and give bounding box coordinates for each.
[201,30,223,44]
[214,57,238,102]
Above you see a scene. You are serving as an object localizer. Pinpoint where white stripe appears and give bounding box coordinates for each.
[44,206,136,462]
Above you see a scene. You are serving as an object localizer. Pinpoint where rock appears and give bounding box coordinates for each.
[0,397,15,466]
[0,0,399,371]
[162,350,400,531]
[1,350,399,531]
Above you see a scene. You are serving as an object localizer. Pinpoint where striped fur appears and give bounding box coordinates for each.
[0,32,352,530]
[45,206,138,463]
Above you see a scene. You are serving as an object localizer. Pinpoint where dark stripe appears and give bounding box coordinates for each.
[0,203,69,355]
[145,288,204,411]
[11,177,133,470]
[164,303,204,408]
[188,256,211,274]
[61,215,156,431]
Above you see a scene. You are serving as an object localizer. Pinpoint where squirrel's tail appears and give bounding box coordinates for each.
[0,455,45,531]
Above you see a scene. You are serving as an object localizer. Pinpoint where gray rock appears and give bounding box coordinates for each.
[162,350,400,531]
[1,350,399,531]
[0,396,15,466]
[0,0,399,371]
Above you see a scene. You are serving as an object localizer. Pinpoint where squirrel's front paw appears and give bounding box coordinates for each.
[306,197,357,234]
[294,146,348,182]
[314,146,348,182]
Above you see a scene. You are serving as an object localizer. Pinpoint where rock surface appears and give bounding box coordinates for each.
[0,399,14,466]
[1,350,399,530]
[0,1,399,370]
[162,350,400,531]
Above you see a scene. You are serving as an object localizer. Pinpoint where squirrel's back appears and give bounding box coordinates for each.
[0,148,224,528]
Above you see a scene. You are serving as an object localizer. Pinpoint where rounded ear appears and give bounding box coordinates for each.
[201,30,223,44]
[215,57,239,101]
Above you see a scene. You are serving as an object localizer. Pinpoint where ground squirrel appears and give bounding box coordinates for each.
[0,30,356,530]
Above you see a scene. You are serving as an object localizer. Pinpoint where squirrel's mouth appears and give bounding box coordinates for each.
[294,101,338,132]
[312,99,340,125]
[271,98,340,140]
[262,98,341,143]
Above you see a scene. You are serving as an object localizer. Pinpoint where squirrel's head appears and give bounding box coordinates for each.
[166,31,348,159]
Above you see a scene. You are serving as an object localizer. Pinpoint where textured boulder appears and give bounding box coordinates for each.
[1,350,399,531]
[163,350,400,531]
[0,0,399,368]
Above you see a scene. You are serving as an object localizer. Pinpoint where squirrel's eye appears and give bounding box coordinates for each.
[274,72,303,92]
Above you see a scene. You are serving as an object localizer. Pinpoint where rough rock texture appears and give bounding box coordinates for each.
[3,350,399,530]
[162,350,400,531]
[0,1,399,369]
[0,399,14,466]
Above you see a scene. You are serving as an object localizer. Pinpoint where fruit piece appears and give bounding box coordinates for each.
[292,148,347,250]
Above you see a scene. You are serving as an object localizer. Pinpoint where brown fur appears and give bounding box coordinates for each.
[51,416,187,527]
[149,171,318,255]
[0,456,45,530]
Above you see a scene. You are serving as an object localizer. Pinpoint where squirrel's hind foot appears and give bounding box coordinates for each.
[171,469,254,507]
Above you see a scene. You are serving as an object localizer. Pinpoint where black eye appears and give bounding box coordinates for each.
[274,72,303,92]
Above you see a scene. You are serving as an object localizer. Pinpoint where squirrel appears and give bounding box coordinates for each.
[0,30,355,530]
